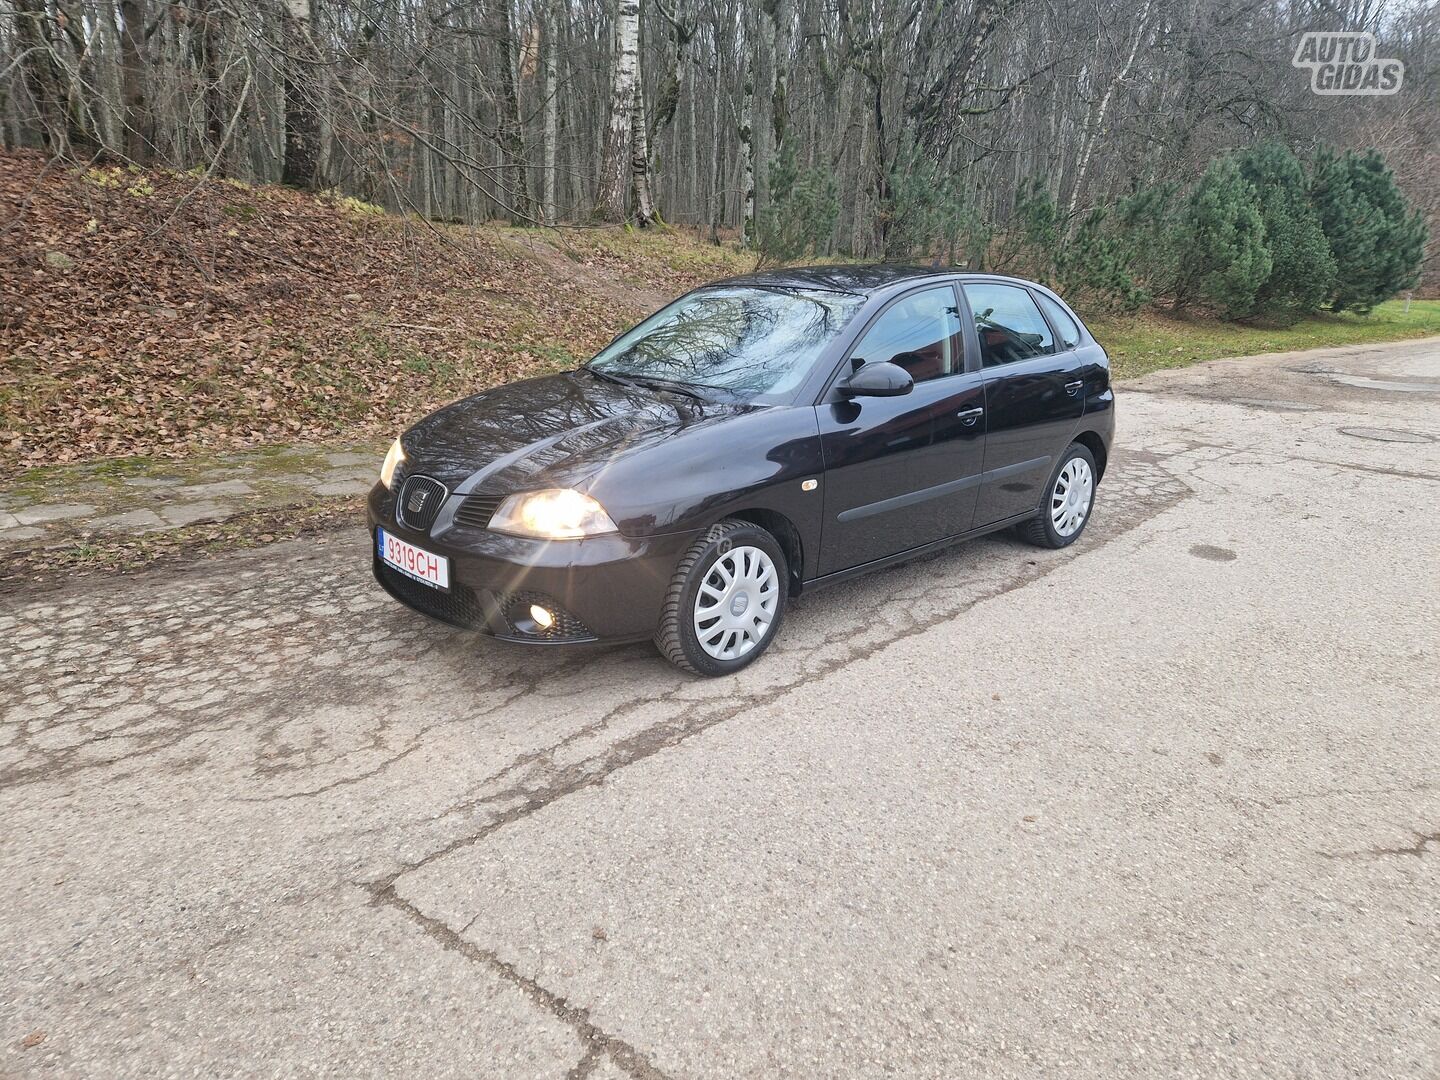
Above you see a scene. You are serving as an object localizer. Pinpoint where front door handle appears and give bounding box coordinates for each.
[1065,379,1084,395]
[956,406,984,425]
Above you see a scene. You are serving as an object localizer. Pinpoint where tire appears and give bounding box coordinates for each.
[654,519,789,676]
[1018,443,1098,549]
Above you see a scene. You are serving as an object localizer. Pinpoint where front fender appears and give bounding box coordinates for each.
[584,405,827,551]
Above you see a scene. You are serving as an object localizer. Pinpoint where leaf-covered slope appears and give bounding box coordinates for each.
[1,150,752,470]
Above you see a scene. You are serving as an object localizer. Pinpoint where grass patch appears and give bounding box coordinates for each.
[1092,300,1440,380]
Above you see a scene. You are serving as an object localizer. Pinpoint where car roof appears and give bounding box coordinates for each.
[713,264,1050,297]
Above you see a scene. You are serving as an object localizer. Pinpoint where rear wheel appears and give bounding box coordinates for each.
[1018,443,1097,549]
[655,520,788,676]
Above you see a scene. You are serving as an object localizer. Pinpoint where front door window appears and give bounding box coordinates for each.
[850,287,964,383]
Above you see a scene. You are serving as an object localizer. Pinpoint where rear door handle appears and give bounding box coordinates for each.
[956,406,984,425]
[1065,379,1084,395]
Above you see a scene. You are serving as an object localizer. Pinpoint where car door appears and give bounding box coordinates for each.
[963,281,1086,527]
[816,284,986,577]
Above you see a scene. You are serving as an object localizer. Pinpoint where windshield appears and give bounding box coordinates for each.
[588,285,866,398]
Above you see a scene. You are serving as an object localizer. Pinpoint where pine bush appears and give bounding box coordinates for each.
[756,143,840,264]
[1311,148,1426,314]
[1173,157,1272,318]
[1236,143,1335,322]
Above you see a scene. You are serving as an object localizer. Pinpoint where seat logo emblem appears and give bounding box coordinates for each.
[407,489,428,514]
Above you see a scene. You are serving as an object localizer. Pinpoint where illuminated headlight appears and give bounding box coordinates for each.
[489,489,618,540]
[379,437,406,489]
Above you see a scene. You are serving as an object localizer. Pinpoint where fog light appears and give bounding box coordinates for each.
[529,604,554,629]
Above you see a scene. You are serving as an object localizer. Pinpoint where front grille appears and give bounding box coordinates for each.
[376,561,486,630]
[499,590,595,641]
[396,474,447,532]
[454,492,504,531]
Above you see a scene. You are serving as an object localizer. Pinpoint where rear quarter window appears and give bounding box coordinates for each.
[1036,293,1082,350]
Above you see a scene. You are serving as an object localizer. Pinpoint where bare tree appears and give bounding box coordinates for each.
[630,68,657,223]
[542,0,559,222]
[596,0,641,220]
[117,0,151,162]
[12,0,70,153]
[0,0,1430,282]
[493,0,531,220]
[281,0,321,188]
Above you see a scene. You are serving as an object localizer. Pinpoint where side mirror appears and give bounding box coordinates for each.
[841,360,914,398]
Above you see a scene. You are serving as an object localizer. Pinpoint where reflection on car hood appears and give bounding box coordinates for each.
[400,370,737,492]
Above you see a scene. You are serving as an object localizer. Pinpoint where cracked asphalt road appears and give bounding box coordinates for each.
[3,337,1438,1079]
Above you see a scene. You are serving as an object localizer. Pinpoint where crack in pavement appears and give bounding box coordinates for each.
[1251,784,1435,809]
[373,886,676,1080]
[241,735,427,801]
[1322,829,1440,861]
[1283,455,1440,485]
[566,1045,607,1080]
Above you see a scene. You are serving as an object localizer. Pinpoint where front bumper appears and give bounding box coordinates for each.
[367,484,696,644]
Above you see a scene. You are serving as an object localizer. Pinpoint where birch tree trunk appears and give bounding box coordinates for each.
[738,6,755,247]
[1066,0,1153,218]
[630,76,657,224]
[543,0,559,223]
[595,0,640,221]
[281,0,321,189]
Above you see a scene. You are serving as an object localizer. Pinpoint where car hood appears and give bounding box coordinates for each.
[399,370,736,493]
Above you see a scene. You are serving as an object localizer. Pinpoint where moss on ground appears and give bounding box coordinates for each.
[1,441,385,516]
[0,500,358,588]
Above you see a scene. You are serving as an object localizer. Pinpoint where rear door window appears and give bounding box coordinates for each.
[963,283,1056,368]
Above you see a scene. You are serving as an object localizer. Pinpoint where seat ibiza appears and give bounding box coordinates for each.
[370,267,1114,675]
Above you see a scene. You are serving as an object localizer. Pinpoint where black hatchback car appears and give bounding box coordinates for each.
[370,267,1114,675]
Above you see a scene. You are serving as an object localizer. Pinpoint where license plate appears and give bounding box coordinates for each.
[377,528,450,590]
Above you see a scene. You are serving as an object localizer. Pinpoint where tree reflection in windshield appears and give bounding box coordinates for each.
[588,286,866,397]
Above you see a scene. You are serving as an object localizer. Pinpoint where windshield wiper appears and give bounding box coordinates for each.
[584,366,641,389]
[621,374,710,401]
[633,377,707,401]
[586,366,710,402]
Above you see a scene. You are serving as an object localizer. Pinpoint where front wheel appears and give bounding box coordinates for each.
[654,520,788,676]
[1018,443,1097,549]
